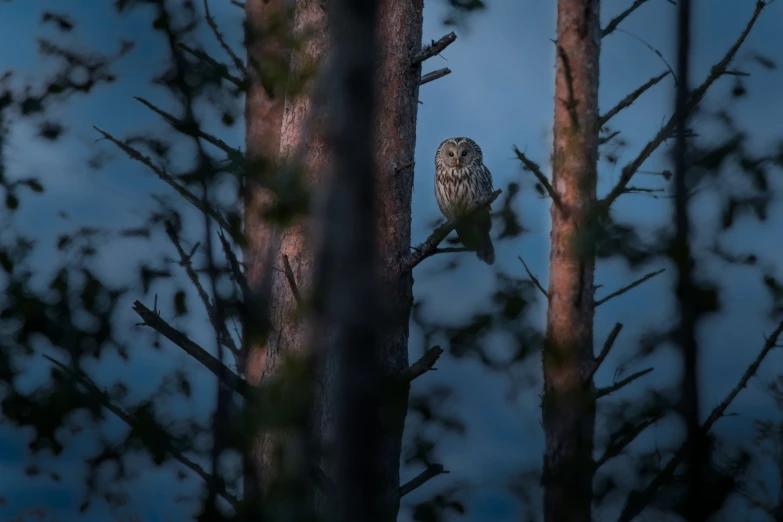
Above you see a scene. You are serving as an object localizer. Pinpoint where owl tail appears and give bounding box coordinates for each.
[475,235,495,265]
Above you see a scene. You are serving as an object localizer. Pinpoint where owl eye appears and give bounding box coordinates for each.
[448,152,454,157]
[461,151,467,157]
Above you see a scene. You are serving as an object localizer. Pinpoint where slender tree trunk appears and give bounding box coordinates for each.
[542,1,600,522]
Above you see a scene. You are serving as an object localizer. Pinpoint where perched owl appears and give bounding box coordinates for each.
[434,137,495,265]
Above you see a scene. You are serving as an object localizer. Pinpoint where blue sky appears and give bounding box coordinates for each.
[1,0,783,521]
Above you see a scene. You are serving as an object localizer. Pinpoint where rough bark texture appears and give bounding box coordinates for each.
[243,0,293,383]
[372,0,424,519]
[246,0,329,503]
[242,0,297,505]
[242,0,423,517]
[542,2,601,522]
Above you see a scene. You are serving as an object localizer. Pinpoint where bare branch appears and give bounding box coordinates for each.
[230,0,245,7]
[420,67,451,85]
[400,464,449,497]
[599,71,670,127]
[617,29,677,82]
[218,231,249,301]
[203,0,245,74]
[282,254,302,305]
[556,46,579,127]
[595,412,665,469]
[433,247,470,254]
[132,300,251,399]
[602,0,653,38]
[43,355,239,508]
[400,189,502,274]
[591,323,624,378]
[518,256,548,299]
[177,43,245,89]
[600,130,622,145]
[134,97,240,158]
[94,127,233,234]
[513,147,561,208]
[595,268,665,307]
[412,32,457,65]
[602,1,768,207]
[617,315,783,522]
[164,221,239,357]
[621,186,667,198]
[596,368,654,399]
[398,346,444,382]
[395,161,414,173]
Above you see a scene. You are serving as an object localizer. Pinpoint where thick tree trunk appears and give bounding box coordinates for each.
[542,1,601,522]
[372,0,424,519]
[242,0,423,518]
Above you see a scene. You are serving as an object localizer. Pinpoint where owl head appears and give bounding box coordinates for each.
[435,137,483,170]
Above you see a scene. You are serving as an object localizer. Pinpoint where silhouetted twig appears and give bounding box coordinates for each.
[398,346,444,382]
[94,127,233,234]
[164,221,239,357]
[132,300,251,399]
[602,1,768,207]
[421,67,451,85]
[282,254,302,305]
[412,32,457,65]
[599,71,670,127]
[513,147,562,209]
[595,268,665,306]
[596,368,654,398]
[399,464,449,497]
[518,256,548,299]
[591,323,624,378]
[617,316,783,522]
[43,355,240,508]
[602,0,653,38]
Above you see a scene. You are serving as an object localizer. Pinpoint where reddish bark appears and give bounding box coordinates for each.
[242,0,424,517]
[542,1,601,522]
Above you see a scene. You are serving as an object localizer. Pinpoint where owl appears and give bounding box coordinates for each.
[434,137,495,265]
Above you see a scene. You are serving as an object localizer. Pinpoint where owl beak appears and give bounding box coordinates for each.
[455,158,461,167]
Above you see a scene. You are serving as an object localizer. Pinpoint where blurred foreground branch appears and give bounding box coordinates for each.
[617,316,783,522]
[132,300,251,399]
[601,0,769,207]
[43,355,239,508]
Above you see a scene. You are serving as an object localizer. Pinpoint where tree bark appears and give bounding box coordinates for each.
[242,0,300,510]
[371,0,424,519]
[242,0,423,517]
[243,0,291,384]
[542,2,601,522]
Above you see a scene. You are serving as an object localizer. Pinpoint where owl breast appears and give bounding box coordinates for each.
[435,167,484,221]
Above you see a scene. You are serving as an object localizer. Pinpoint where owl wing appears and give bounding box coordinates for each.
[477,163,494,197]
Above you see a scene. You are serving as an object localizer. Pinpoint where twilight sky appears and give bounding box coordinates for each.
[1,1,783,521]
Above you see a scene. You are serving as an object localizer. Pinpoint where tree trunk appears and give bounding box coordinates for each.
[243,0,290,384]
[242,0,423,517]
[242,0,303,510]
[542,1,601,522]
[371,0,424,519]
